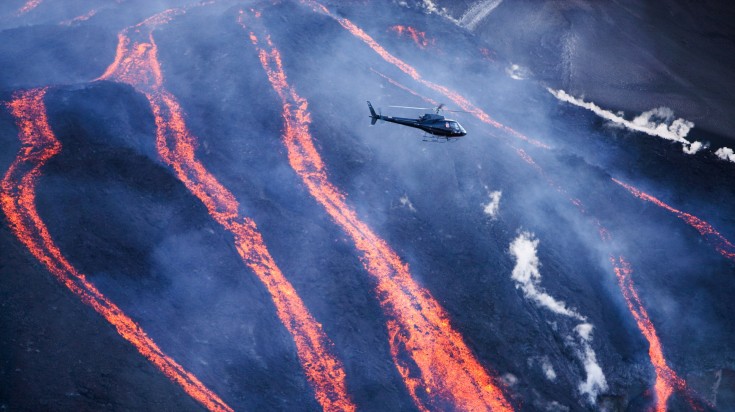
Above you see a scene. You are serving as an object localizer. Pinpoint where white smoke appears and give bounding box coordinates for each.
[715,147,735,162]
[459,0,503,31]
[541,357,557,381]
[683,140,703,155]
[529,356,557,381]
[509,232,608,403]
[505,63,530,80]
[400,195,417,212]
[547,88,704,156]
[509,232,585,320]
[419,0,460,24]
[483,190,502,219]
[574,324,608,404]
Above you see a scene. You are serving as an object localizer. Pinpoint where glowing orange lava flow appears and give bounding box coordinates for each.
[98,12,354,412]
[299,0,548,150]
[389,25,433,49]
[242,13,512,412]
[610,256,692,412]
[0,88,232,412]
[612,178,735,263]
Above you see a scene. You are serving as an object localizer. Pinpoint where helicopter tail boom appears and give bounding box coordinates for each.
[367,101,379,125]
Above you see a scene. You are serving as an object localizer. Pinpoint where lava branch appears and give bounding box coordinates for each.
[609,257,702,412]
[0,88,232,412]
[298,0,549,150]
[98,11,355,412]
[242,11,513,412]
[612,178,735,263]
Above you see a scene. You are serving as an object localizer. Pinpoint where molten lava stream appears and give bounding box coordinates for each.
[298,0,549,150]
[613,178,735,263]
[0,88,232,412]
[610,257,697,412]
[242,12,513,412]
[98,11,354,412]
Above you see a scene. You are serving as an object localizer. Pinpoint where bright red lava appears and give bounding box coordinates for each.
[242,10,513,412]
[613,178,735,262]
[0,88,232,412]
[389,25,434,49]
[299,0,549,150]
[98,9,354,412]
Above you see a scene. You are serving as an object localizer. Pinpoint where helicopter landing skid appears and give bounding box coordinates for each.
[422,134,458,143]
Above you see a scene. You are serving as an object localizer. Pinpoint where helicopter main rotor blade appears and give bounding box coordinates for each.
[388,105,434,110]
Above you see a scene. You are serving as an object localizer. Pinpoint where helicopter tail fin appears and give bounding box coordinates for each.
[367,101,379,125]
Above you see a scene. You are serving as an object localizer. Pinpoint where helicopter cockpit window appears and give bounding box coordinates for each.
[448,121,461,131]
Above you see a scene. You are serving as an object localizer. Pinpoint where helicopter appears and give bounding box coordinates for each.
[367,101,467,142]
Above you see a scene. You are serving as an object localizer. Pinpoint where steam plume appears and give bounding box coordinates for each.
[715,147,735,162]
[548,89,704,155]
[509,232,608,403]
[459,0,503,31]
[483,190,502,219]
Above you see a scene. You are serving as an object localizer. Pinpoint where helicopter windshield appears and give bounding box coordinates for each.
[448,121,463,132]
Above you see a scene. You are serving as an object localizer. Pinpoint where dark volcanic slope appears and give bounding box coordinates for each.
[2,1,734,411]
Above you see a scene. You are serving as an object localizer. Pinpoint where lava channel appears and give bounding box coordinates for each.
[97,10,354,412]
[299,0,549,150]
[0,88,232,412]
[241,11,513,412]
[610,256,701,412]
[613,178,735,263]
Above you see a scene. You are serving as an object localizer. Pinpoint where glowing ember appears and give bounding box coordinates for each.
[613,178,735,262]
[389,25,434,49]
[299,0,549,149]
[98,10,354,411]
[242,11,513,412]
[0,88,232,412]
